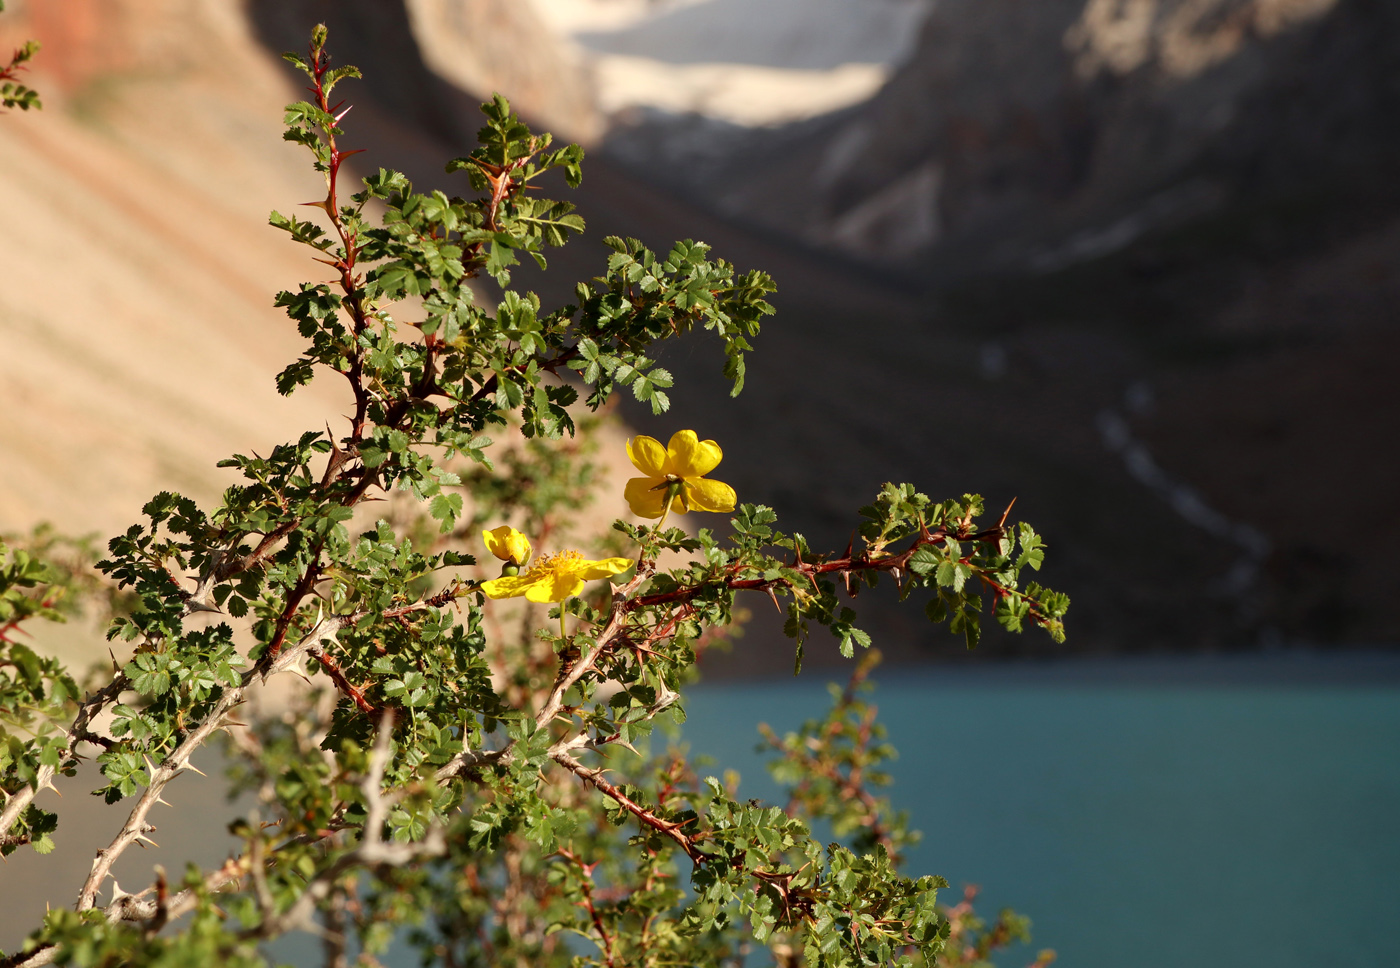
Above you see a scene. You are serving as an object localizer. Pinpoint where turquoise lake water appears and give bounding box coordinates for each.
[679,656,1400,967]
[7,655,1394,967]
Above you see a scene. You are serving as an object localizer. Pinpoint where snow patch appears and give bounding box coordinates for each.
[532,0,931,127]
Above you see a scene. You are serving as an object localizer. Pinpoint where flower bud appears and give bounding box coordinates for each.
[482,525,531,566]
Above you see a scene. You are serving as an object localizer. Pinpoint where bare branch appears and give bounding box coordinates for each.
[242,709,446,939]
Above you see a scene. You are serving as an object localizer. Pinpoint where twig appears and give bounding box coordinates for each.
[241,709,446,939]
[551,751,704,864]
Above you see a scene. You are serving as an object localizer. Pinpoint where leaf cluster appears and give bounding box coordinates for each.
[0,25,40,113]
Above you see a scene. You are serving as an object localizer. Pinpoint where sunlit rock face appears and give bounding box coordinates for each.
[602,0,1400,275]
[537,0,927,125]
[404,0,600,141]
[531,0,931,191]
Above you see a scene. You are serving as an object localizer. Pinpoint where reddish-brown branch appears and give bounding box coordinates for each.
[214,520,301,583]
[0,46,33,88]
[557,848,617,968]
[309,646,375,714]
[262,557,323,662]
[553,752,706,864]
[622,522,1049,626]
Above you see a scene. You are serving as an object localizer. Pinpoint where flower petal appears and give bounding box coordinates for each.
[577,557,636,581]
[524,570,584,603]
[667,430,723,478]
[480,574,539,600]
[483,526,531,565]
[624,477,669,519]
[626,435,669,477]
[683,476,736,513]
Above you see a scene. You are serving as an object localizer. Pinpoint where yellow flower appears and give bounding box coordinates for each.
[482,525,531,567]
[623,430,737,519]
[480,550,634,603]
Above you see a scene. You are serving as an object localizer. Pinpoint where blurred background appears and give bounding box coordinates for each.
[1,1,1397,965]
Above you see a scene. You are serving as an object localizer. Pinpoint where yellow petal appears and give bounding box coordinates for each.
[483,525,531,565]
[524,570,584,603]
[577,557,636,581]
[480,574,538,599]
[683,476,736,513]
[624,477,669,519]
[667,430,723,478]
[626,435,669,477]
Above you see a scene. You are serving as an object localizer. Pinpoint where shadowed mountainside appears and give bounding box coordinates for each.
[591,0,1400,655]
[244,1,1370,670]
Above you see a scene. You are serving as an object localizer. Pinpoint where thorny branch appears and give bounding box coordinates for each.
[74,612,356,912]
[626,514,1053,628]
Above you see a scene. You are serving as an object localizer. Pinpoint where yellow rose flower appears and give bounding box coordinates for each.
[623,430,737,520]
[480,550,634,604]
[482,525,531,567]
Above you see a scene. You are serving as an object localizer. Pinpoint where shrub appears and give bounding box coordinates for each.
[0,26,1065,968]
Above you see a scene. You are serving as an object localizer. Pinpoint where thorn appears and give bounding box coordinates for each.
[108,880,132,903]
[332,103,354,124]
[135,834,160,849]
[182,760,208,778]
[843,532,855,561]
[153,796,172,808]
[766,587,782,614]
[997,496,1019,530]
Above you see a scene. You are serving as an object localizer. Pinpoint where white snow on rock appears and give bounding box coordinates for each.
[531,0,931,127]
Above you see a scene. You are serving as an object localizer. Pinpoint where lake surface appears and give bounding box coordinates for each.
[680,654,1400,968]
[3,654,1396,967]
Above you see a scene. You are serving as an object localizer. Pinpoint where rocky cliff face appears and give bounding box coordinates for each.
[0,0,596,537]
[676,0,1400,277]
